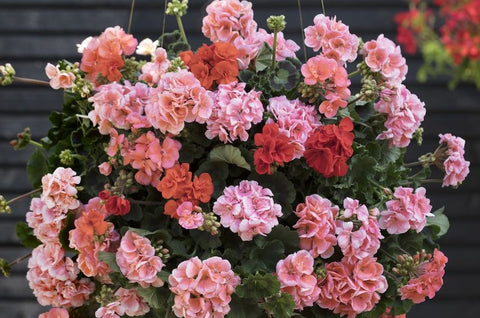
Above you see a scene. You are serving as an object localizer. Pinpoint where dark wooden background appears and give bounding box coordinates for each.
[0,0,478,317]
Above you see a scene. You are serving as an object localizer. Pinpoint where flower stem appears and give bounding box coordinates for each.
[271,31,278,70]
[9,252,32,267]
[6,188,41,206]
[129,199,162,206]
[29,140,44,149]
[176,14,188,45]
[127,0,136,34]
[297,0,307,62]
[348,69,360,78]
[346,94,363,107]
[12,76,50,87]
[404,161,424,167]
[422,179,443,184]
[321,0,326,15]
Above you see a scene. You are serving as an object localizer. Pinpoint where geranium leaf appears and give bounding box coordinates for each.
[15,222,41,249]
[209,145,251,171]
[228,294,263,318]
[249,240,285,271]
[249,172,295,212]
[267,224,299,255]
[235,272,280,300]
[97,251,120,272]
[137,286,167,310]
[26,148,49,188]
[196,161,229,198]
[426,207,449,239]
[262,292,295,318]
[255,43,273,72]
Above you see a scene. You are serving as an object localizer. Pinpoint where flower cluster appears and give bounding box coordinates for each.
[0,0,471,317]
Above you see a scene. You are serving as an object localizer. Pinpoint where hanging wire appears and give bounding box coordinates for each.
[127,0,136,34]
[160,0,168,48]
[297,0,307,61]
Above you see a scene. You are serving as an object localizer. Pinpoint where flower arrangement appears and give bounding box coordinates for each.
[395,0,480,88]
[0,0,471,317]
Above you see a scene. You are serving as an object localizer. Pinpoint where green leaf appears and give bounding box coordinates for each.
[97,251,121,272]
[209,145,251,171]
[15,222,41,248]
[263,292,295,318]
[196,161,229,198]
[426,207,449,239]
[235,272,281,300]
[228,294,263,318]
[255,43,273,72]
[137,286,166,310]
[0,258,12,277]
[58,212,77,252]
[249,240,285,271]
[267,224,300,255]
[269,60,300,91]
[26,148,49,188]
[121,203,143,222]
[190,230,222,250]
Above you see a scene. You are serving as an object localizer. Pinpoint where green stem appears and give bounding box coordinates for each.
[271,31,278,70]
[297,0,307,62]
[421,179,443,184]
[28,140,44,149]
[404,161,425,167]
[8,252,32,267]
[127,0,136,34]
[321,0,326,15]
[13,76,50,87]
[346,94,363,107]
[7,188,41,206]
[160,0,168,48]
[176,14,188,45]
[348,69,360,78]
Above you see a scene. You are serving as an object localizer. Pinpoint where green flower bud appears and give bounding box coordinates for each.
[59,149,75,166]
[0,63,15,86]
[267,15,286,32]
[166,0,188,17]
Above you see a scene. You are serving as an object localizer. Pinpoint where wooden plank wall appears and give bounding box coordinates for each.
[0,0,478,317]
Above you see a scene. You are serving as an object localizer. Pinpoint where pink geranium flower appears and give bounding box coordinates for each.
[26,197,65,244]
[379,187,433,234]
[41,167,81,214]
[145,69,213,135]
[304,14,359,65]
[317,256,388,317]
[45,63,75,89]
[438,133,470,187]
[375,85,426,148]
[39,308,69,318]
[116,230,165,288]
[276,250,321,310]
[205,81,263,143]
[361,34,408,86]
[213,180,282,241]
[293,194,338,258]
[95,288,150,318]
[399,249,448,304]
[267,96,321,159]
[169,256,240,318]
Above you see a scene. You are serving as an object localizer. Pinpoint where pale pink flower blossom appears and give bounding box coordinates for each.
[375,85,426,148]
[116,230,165,288]
[439,133,470,187]
[317,256,388,317]
[177,201,204,229]
[139,47,171,85]
[336,198,383,261]
[145,69,213,135]
[379,187,433,234]
[202,0,257,44]
[399,249,447,304]
[27,243,94,308]
[361,34,408,86]
[301,55,351,118]
[267,96,321,159]
[39,308,69,318]
[169,256,240,318]
[45,63,75,89]
[205,82,263,143]
[136,38,159,56]
[304,14,359,65]
[121,131,181,186]
[293,194,338,258]
[213,180,282,241]
[88,81,151,135]
[95,288,150,317]
[26,197,65,244]
[276,250,321,310]
[41,167,81,214]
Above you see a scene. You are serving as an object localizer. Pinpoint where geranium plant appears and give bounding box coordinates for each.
[395,0,480,88]
[0,0,471,317]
